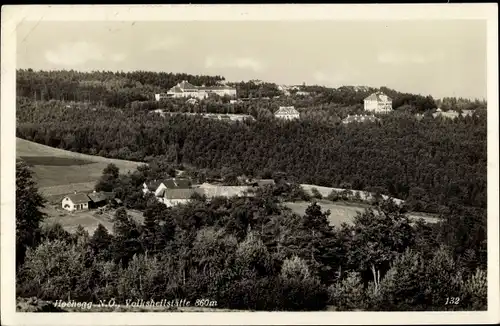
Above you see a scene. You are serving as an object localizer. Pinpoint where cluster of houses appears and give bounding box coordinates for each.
[61,191,121,212]
[142,178,275,207]
[155,81,237,101]
[62,178,276,212]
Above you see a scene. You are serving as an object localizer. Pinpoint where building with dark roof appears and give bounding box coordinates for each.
[155,80,237,101]
[143,178,192,197]
[160,188,200,207]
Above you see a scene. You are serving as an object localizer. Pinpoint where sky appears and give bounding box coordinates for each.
[16,20,487,99]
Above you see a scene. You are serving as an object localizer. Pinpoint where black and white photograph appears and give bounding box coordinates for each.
[1,4,499,325]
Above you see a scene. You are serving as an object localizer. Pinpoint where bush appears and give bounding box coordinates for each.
[459,268,487,310]
[328,272,367,311]
[311,187,323,199]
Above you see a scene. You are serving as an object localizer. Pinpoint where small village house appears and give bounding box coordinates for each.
[274,106,300,120]
[143,178,193,203]
[62,193,90,212]
[364,92,393,113]
[159,188,199,207]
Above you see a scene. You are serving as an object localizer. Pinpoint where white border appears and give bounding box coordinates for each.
[1,4,499,326]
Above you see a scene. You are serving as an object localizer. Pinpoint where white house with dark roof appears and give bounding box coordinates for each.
[155,80,237,101]
[161,188,200,207]
[364,92,393,113]
[274,106,300,120]
[62,193,90,211]
[143,178,193,201]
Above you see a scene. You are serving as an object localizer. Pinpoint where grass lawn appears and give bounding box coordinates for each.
[16,137,145,195]
[42,204,145,234]
[284,200,440,227]
[285,201,366,227]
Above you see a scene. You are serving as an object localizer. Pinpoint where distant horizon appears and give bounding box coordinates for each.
[16,20,487,101]
[16,67,485,101]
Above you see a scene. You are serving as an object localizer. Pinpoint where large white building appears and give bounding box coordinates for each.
[364,92,393,113]
[155,81,237,101]
[274,106,300,120]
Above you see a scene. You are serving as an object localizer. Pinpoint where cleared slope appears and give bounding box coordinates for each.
[16,137,145,196]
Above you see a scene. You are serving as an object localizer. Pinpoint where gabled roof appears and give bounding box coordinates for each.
[275,106,299,115]
[163,178,191,189]
[145,180,162,191]
[87,191,112,203]
[163,188,197,199]
[364,92,392,102]
[178,80,198,90]
[65,193,90,204]
[146,178,191,191]
[168,86,183,93]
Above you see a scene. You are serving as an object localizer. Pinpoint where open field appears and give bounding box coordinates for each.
[300,184,405,205]
[42,204,145,234]
[16,138,145,196]
[284,200,441,227]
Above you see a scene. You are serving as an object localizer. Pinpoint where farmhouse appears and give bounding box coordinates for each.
[274,106,300,120]
[62,193,90,211]
[155,81,237,101]
[364,92,393,113]
[143,178,192,197]
[158,188,199,207]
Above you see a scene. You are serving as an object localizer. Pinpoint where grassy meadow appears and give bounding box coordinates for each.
[16,137,145,196]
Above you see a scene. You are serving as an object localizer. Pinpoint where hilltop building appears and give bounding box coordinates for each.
[364,92,392,113]
[155,81,237,101]
[274,106,300,120]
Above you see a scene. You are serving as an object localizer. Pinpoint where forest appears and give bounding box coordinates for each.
[15,69,488,311]
[18,69,488,112]
[16,161,487,311]
[16,97,487,214]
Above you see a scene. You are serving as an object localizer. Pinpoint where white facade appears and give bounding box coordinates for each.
[275,106,300,120]
[62,196,89,212]
[364,92,393,113]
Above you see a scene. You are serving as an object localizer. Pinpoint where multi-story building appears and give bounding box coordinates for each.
[364,92,393,113]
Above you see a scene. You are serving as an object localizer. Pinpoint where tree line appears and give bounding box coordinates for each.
[16,162,487,311]
[16,97,487,214]
[17,69,458,112]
